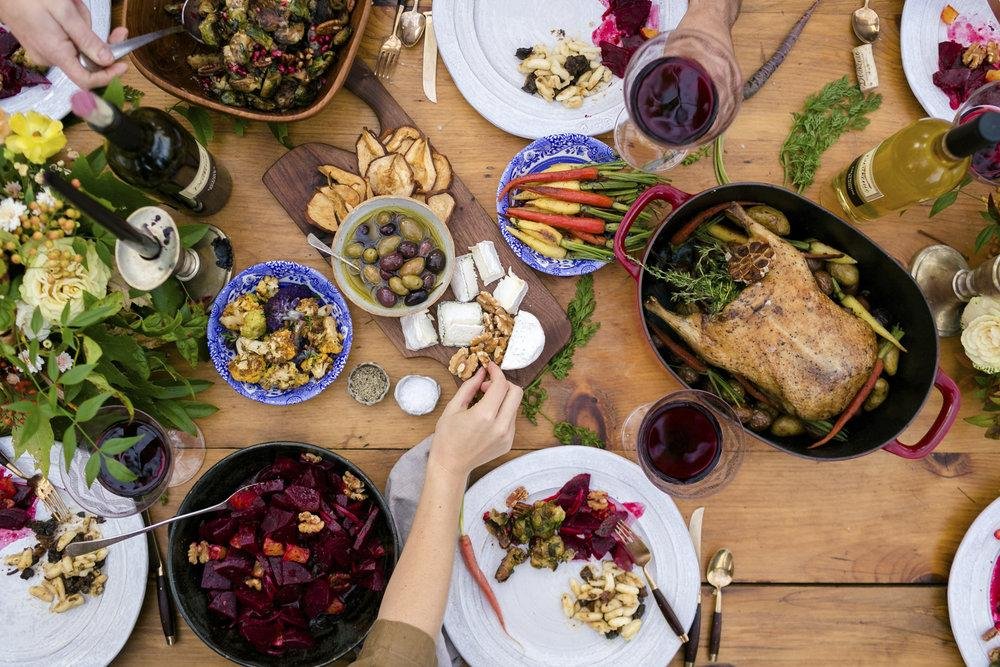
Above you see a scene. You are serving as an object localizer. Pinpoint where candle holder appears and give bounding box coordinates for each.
[910,244,1000,336]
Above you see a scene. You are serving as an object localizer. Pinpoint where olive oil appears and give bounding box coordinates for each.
[833,113,1000,222]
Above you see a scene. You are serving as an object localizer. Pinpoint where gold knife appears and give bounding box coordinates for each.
[422,11,437,103]
[684,507,705,667]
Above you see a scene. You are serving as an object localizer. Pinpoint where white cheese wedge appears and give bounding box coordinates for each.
[469,240,504,284]
[450,253,479,303]
[500,311,545,371]
[437,301,484,347]
[492,268,528,314]
[400,309,438,351]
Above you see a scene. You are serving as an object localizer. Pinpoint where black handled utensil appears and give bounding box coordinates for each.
[143,509,176,645]
[707,548,734,661]
[613,521,689,642]
[684,507,705,667]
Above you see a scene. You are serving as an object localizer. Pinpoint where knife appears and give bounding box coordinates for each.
[684,507,705,667]
[143,509,176,646]
[422,11,437,103]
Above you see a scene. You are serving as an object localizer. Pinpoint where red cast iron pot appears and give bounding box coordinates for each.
[613,182,960,461]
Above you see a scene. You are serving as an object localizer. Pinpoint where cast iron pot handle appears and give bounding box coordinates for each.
[613,184,693,281]
[882,368,961,459]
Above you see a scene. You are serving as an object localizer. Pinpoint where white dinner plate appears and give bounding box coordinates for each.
[444,446,700,667]
[433,0,686,139]
[949,495,1000,667]
[0,437,147,667]
[900,0,999,119]
[0,0,110,119]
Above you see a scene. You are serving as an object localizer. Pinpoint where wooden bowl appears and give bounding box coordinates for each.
[123,0,371,122]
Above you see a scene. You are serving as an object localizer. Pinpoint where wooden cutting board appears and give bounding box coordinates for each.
[262,60,571,387]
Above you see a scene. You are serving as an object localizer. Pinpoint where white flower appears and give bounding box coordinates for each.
[962,295,1000,329]
[33,170,44,185]
[13,163,28,177]
[0,197,27,232]
[962,314,1000,373]
[14,301,49,340]
[19,238,110,324]
[17,349,41,373]
[3,181,21,197]
[55,352,73,373]
[34,187,57,209]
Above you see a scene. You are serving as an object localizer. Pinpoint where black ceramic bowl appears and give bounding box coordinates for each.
[167,442,399,667]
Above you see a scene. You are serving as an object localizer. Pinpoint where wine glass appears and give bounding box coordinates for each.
[58,406,204,517]
[621,389,746,499]
[955,80,1000,185]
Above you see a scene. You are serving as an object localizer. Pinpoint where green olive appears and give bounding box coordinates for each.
[770,415,805,438]
[376,211,392,226]
[345,242,365,259]
[882,346,899,376]
[863,378,889,411]
[401,274,424,291]
[746,205,791,235]
[828,262,860,289]
[399,257,426,276]
[362,247,379,264]
[388,276,409,296]
[362,265,381,285]
[376,235,402,257]
[400,217,424,241]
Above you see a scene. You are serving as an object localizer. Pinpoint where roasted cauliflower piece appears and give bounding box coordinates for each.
[307,315,343,355]
[255,275,280,299]
[300,353,331,379]
[220,293,263,332]
[259,362,309,391]
[229,351,267,383]
[295,297,321,317]
[264,328,297,363]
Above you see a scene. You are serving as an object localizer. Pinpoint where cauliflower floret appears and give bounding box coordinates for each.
[264,328,298,362]
[300,353,332,379]
[255,275,280,299]
[220,293,263,332]
[306,315,343,355]
[240,309,267,340]
[228,351,267,383]
[296,297,321,317]
[259,362,309,391]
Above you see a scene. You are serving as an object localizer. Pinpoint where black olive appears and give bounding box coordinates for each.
[514,46,533,60]
[356,224,370,239]
[521,71,538,94]
[564,54,590,78]
[398,240,419,259]
[426,249,446,274]
[404,290,428,306]
[379,223,397,236]
[376,288,397,308]
[421,271,435,290]
[418,239,433,257]
[379,269,393,281]
[871,306,892,329]
[379,252,404,272]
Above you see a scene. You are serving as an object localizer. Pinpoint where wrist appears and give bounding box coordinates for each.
[425,455,470,489]
[688,0,740,26]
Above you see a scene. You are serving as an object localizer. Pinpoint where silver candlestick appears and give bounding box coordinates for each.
[910,244,1000,336]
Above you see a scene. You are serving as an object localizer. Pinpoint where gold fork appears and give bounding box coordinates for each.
[0,449,73,523]
[614,520,689,642]
[375,2,406,80]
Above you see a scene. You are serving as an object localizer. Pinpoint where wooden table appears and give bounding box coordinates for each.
[94,1,987,664]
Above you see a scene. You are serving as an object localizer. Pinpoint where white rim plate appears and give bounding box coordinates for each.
[433,0,686,139]
[949,494,1000,667]
[443,446,700,667]
[900,0,998,120]
[0,437,147,667]
[0,0,110,119]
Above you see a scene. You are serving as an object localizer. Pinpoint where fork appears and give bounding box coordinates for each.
[375,2,406,80]
[0,449,73,523]
[614,520,689,642]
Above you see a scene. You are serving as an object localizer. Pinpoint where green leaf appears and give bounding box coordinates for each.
[60,301,72,326]
[975,225,999,254]
[175,336,200,366]
[75,392,111,423]
[929,189,959,217]
[268,122,294,149]
[86,373,133,417]
[46,352,59,382]
[14,415,53,476]
[101,78,125,108]
[68,291,123,328]
[233,117,249,137]
[84,452,102,487]
[3,400,38,413]
[90,330,150,380]
[86,146,108,174]
[171,103,215,145]
[30,306,43,335]
[59,363,96,386]
[151,280,185,315]
[155,398,198,435]
[179,223,210,249]
[62,381,83,405]
[179,400,218,419]
[102,455,138,483]
[99,435,142,455]
[82,335,102,364]
[123,84,145,108]
[965,414,997,428]
[61,424,77,468]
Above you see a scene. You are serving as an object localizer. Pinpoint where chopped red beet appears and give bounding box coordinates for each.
[208,590,239,622]
[605,0,652,36]
[284,485,320,512]
[933,40,997,109]
[283,544,310,564]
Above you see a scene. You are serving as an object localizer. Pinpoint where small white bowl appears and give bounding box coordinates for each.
[330,196,456,319]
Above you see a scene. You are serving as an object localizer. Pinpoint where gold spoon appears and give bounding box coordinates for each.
[852,0,880,43]
[706,548,734,662]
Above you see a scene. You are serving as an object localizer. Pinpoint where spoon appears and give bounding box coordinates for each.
[307,233,361,273]
[400,0,426,48]
[851,0,880,43]
[64,483,266,557]
[79,0,204,73]
[706,548,734,662]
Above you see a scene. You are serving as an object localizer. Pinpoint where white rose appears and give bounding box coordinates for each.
[961,295,1000,329]
[19,238,110,324]
[961,314,1000,373]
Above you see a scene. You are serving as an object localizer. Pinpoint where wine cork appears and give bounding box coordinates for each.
[853,43,879,92]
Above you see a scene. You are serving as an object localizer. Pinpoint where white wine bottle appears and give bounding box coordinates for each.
[833,112,1000,222]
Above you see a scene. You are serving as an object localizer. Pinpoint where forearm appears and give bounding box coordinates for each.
[688,0,741,27]
[375,459,467,637]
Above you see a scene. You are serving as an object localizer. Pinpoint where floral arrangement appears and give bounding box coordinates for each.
[0,90,216,482]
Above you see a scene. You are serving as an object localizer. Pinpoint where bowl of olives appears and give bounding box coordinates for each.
[330,196,456,318]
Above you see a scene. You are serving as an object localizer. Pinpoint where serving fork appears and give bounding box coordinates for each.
[375,2,406,80]
[0,449,72,523]
[614,520,689,642]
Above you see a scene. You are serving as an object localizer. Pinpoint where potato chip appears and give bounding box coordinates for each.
[366,154,416,197]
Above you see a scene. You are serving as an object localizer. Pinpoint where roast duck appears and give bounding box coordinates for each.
[647,205,877,421]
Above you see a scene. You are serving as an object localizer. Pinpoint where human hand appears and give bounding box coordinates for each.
[0,0,129,89]
[428,363,522,479]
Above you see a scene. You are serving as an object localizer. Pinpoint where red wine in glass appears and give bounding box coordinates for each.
[96,419,172,498]
[638,401,722,484]
[629,56,719,146]
[960,105,1000,182]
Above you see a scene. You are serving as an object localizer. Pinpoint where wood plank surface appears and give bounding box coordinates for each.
[64,0,991,664]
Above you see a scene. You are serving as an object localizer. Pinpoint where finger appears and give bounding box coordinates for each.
[497,382,524,428]
[56,55,127,89]
[479,380,492,394]
[73,0,92,26]
[58,3,115,66]
[441,367,487,416]
[108,26,129,44]
[474,363,509,417]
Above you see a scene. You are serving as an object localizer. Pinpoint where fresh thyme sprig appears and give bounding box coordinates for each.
[553,421,604,448]
[641,241,740,315]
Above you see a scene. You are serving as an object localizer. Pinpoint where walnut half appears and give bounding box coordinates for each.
[298,511,325,534]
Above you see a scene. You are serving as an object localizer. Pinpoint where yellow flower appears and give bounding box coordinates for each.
[20,238,110,323]
[4,112,66,164]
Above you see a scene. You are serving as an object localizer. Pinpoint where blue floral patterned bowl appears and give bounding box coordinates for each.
[497,133,617,277]
[207,261,353,405]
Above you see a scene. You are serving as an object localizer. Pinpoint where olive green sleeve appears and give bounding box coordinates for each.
[348,619,438,667]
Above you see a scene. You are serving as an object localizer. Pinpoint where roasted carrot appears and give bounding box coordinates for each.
[743,0,821,99]
[809,358,883,449]
[525,186,616,208]
[800,251,844,260]
[506,207,606,234]
[513,219,563,244]
[570,229,607,246]
[649,322,708,373]
[497,166,600,202]
[669,201,752,245]
[506,226,567,259]
[733,374,774,407]
[459,509,511,635]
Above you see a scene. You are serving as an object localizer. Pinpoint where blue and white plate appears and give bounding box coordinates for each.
[497,133,616,277]
[207,261,353,405]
